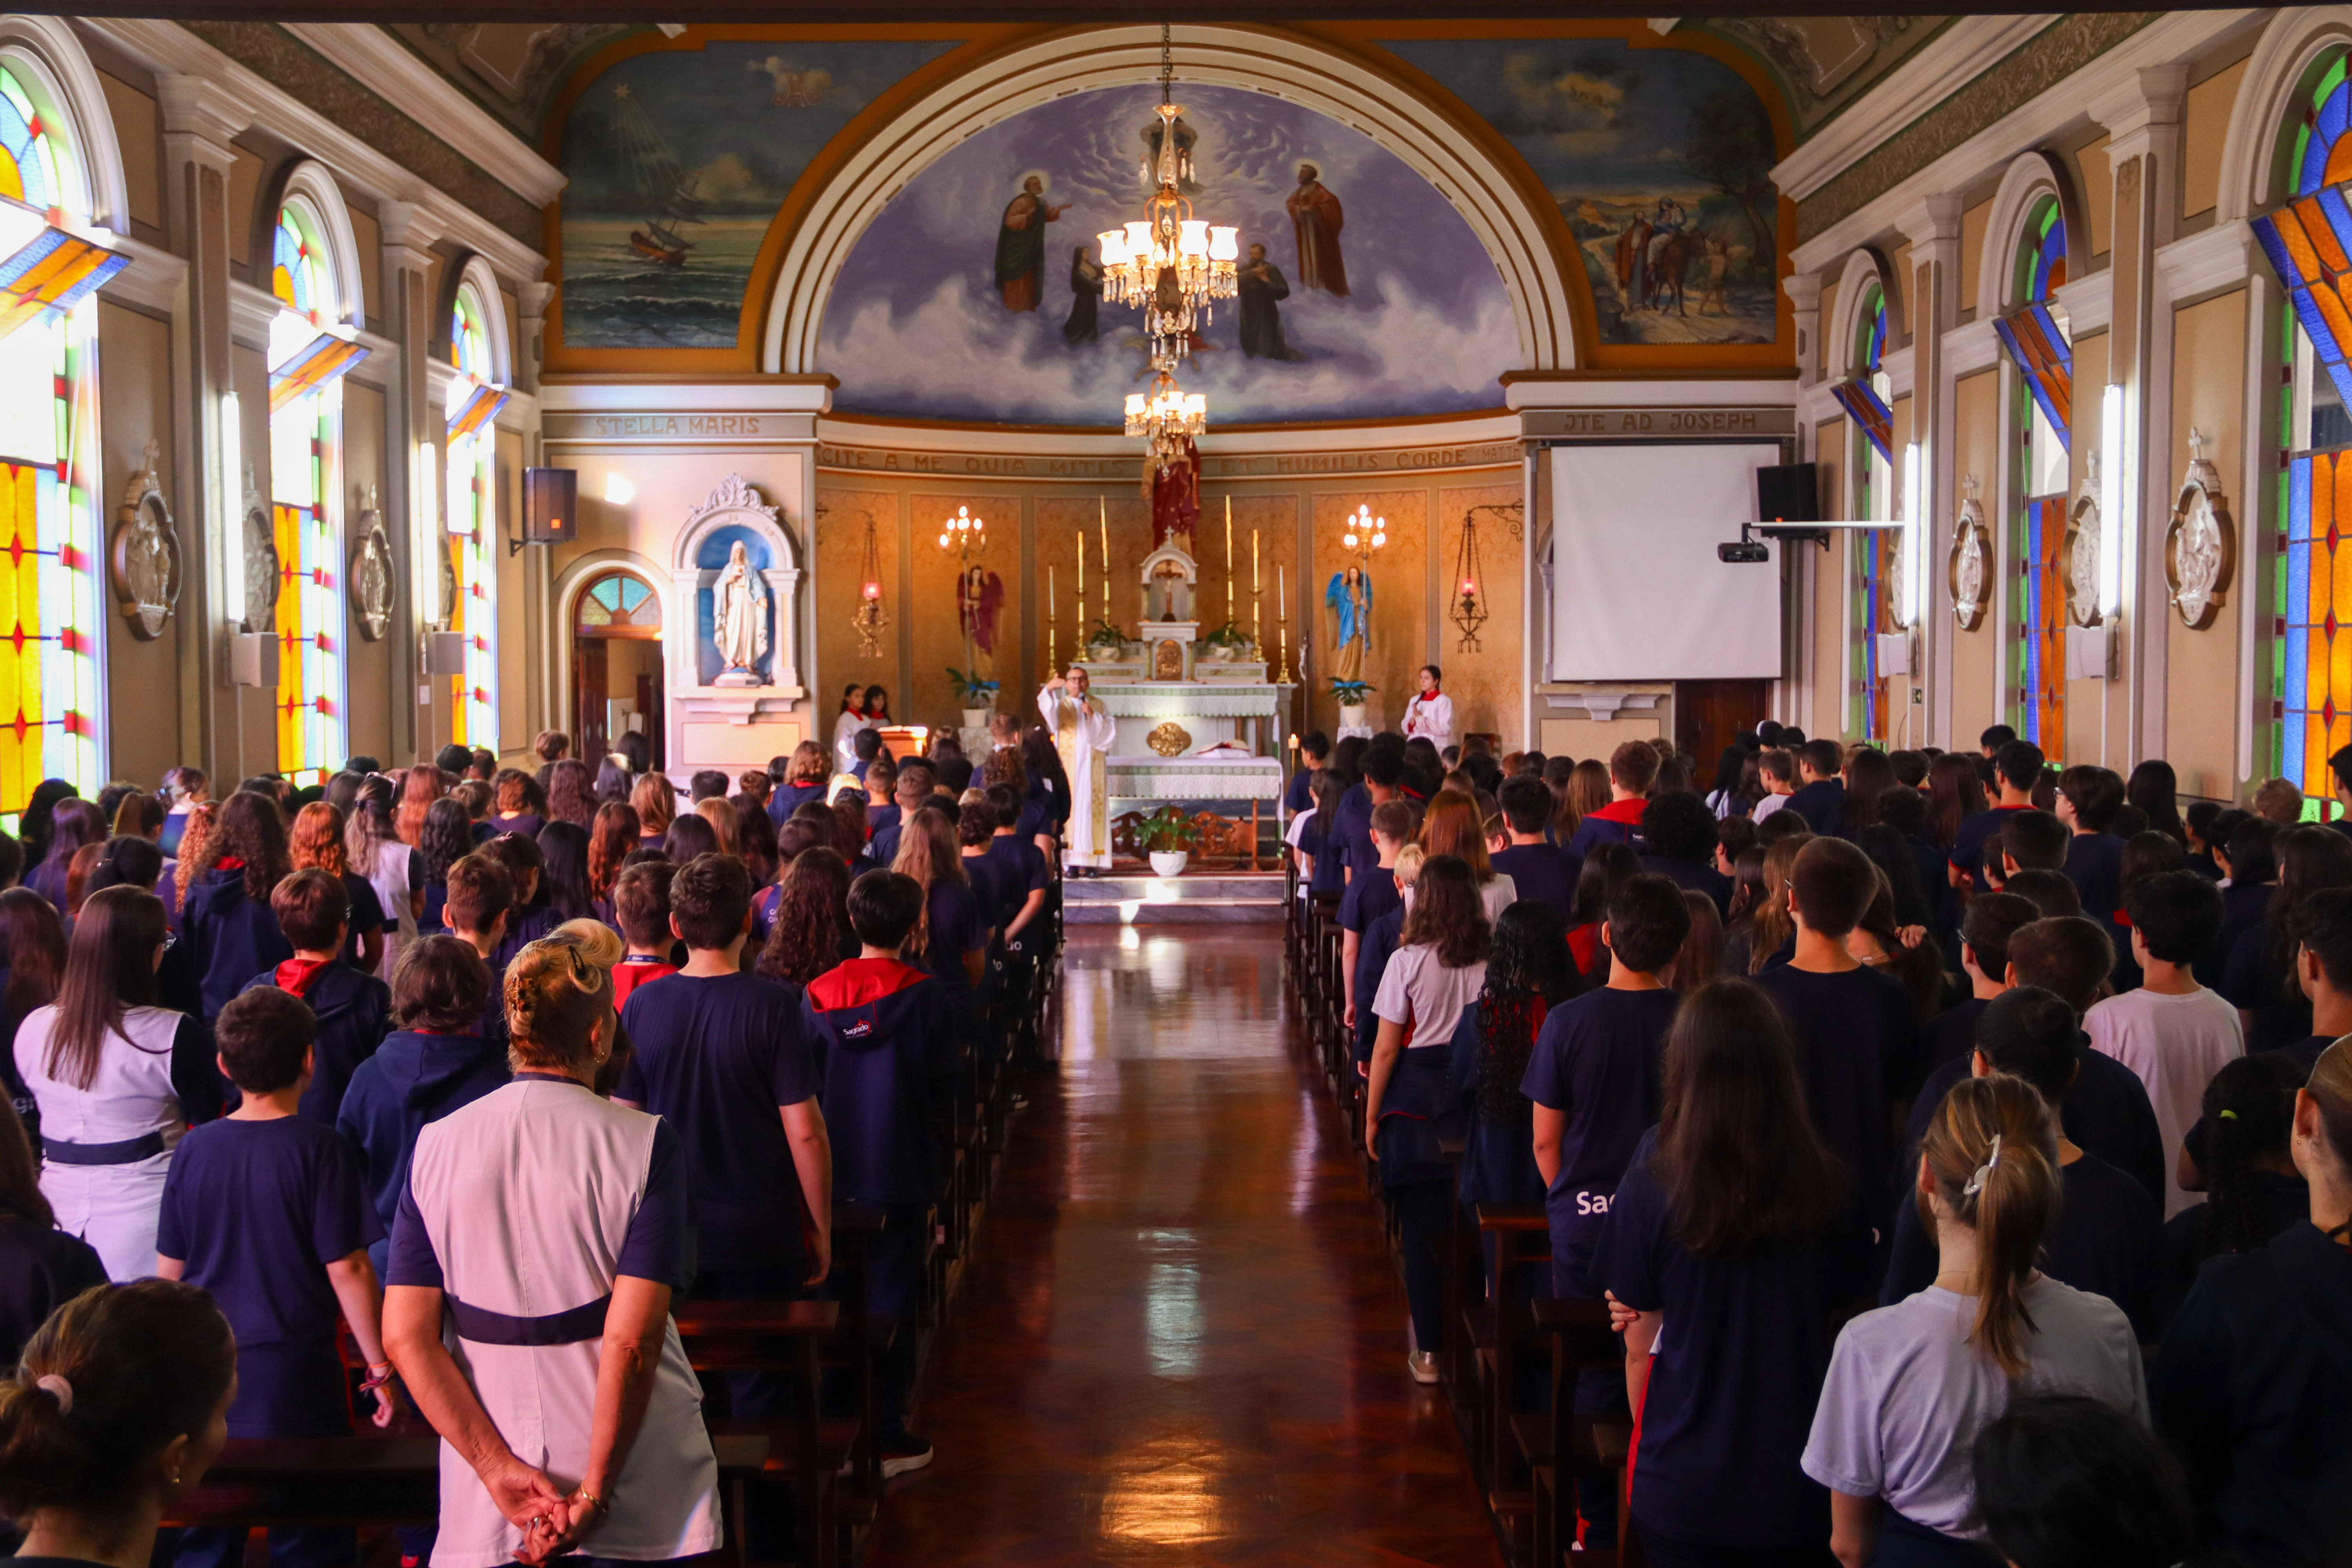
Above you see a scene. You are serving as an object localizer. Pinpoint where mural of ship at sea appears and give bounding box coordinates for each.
[1382,36,1781,347]
[558,38,959,349]
[816,82,1517,425]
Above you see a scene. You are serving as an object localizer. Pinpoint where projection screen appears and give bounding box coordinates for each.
[1550,443,1785,681]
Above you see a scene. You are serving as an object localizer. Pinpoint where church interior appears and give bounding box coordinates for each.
[3,6,2351,1568]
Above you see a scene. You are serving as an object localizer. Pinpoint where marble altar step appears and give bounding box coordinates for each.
[1062,872,1286,924]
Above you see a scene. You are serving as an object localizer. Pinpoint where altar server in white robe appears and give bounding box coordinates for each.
[1401,664,1454,751]
[1041,668,1117,873]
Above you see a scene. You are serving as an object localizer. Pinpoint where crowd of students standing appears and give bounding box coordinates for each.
[0,706,1072,1568]
[1287,720,2352,1568]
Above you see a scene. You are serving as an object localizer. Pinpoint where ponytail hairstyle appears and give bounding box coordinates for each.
[1918,1073,2063,1378]
[344,777,396,879]
[46,886,165,1092]
[2193,1052,2307,1265]
[171,803,219,903]
[0,1279,235,1524]
[1473,901,1579,1123]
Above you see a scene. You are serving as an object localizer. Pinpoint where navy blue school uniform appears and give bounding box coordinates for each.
[2063,831,2128,921]
[1353,904,1405,1068]
[1327,782,1375,879]
[0,1218,106,1367]
[801,959,958,1207]
[1782,778,1848,837]
[339,872,385,970]
[1904,1044,2164,1209]
[334,1029,509,1276]
[238,959,392,1126]
[1881,1148,2166,1338]
[1947,802,2030,886]
[2197,878,2272,988]
[2154,1222,2352,1568]
[870,815,906,869]
[184,867,294,1023]
[2187,850,2224,881]
[2222,923,2311,1052]
[1284,767,1316,814]
[1918,994,1990,1072]
[157,1116,380,1437]
[2183,1035,2336,1180]
[1518,985,1679,1295]
[1337,863,1402,942]
[1492,842,1579,925]
[868,800,901,837]
[24,854,68,916]
[1638,853,1734,917]
[490,901,560,973]
[618,972,820,1288]
[769,781,827,828]
[1596,1127,1874,1559]
[961,851,1010,939]
[1305,816,1346,897]
[1754,964,1922,1221]
[418,878,449,935]
[487,812,543,842]
[984,833,1050,940]
[1564,797,1646,859]
[2161,1169,2309,1302]
[1447,1002,1547,1213]
[918,879,986,1001]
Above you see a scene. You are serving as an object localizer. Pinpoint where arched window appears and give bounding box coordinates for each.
[445,278,506,752]
[266,187,363,784]
[1996,192,2073,759]
[0,60,112,823]
[574,571,660,637]
[2256,46,2352,805]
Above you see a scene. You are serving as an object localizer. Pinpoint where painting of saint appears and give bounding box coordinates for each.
[1286,164,1348,297]
[1237,243,1300,361]
[1063,245,1103,344]
[994,173,1069,313]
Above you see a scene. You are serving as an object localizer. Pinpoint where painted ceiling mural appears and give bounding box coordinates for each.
[816,82,1520,426]
[1382,36,1783,347]
[558,38,961,349]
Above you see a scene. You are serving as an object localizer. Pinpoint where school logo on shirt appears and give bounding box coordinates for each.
[842,1019,874,1039]
[1574,1188,1614,1216]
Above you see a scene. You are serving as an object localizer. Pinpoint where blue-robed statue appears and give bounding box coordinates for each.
[1326,565,1372,682]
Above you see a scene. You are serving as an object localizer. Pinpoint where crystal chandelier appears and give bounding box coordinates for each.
[1343,503,1388,559]
[1096,26,1238,371]
[1125,370,1206,478]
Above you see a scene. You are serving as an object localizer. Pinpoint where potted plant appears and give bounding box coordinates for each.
[1136,804,1198,878]
[1330,678,1376,730]
[946,667,999,729]
[1197,620,1254,663]
[1083,616,1126,661]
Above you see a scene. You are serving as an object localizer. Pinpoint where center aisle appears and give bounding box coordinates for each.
[867,924,1501,1567]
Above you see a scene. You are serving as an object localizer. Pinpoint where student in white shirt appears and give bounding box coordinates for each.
[1751,747,1797,824]
[2085,871,2243,1217]
[1802,1074,2148,1568]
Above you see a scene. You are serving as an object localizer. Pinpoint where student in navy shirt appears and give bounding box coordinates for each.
[1340,802,1412,1035]
[478,831,560,969]
[1563,740,1654,859]
[1905,916,2167,1211]
[334,935,507,1279]
[1285,731,1329,817]
[800,871,958,1478]
[235,870,391,1126]
[891,805,987,1006]
[1490,774,1578,925]
[1949,738,2042,892]
[288,801,386,976]
[1921,892,2037,1070]
[0,1095,106,1368]
[2166,1052,2310,1303]
[2055,764,2129,921]
[1781,738,1850,837]
[769,740,832,829]
[157,986,394,1568]
[1525,872,1687,1296]
[2199,813,2276,989]
[1331,748,1403,884]
[956,796,1010,935]
[618,852,830,1420]
[1352,850,1415,1070]
[1595,978,1870,1568]
[982,782,1051,953]
[1881,988,2167,1338]
[1754,837,1923,1223]
[1637,789,1734,915]
[1454,902,1578,1245]
[181,789,295,1024]
[868,765,934,870]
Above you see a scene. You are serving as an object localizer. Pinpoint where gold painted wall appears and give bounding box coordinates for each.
[1951,368,2000,739]
[1034,492,1152,692]
[97,302,179,790]
[1311,490,1428,736]
[2165,290,2248,800]
[811,487,901,710]
[907,489,1024,723]
[1434,482,1524,743]
[2182,60,2247,224]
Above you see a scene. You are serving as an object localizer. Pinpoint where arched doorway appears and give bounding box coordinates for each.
[572,569,664,770]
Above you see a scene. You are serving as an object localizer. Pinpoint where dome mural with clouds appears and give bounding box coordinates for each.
[816,82,1519,426]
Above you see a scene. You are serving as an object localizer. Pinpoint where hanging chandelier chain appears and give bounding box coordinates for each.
[1160,22,1173,107]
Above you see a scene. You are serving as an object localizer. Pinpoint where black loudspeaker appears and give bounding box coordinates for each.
[1756,462,1820,523]
[524,467,578,543]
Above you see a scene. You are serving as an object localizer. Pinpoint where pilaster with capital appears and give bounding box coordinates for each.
[378,198,445,763]
[1903,191,1965,747]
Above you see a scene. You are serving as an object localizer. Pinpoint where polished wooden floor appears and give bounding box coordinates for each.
[868,924,1502,1568]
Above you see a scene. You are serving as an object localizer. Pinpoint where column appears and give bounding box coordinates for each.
[2096,64,2187,764]
[1782,271,1824,729]
[155,75,248,783]
[1903,193,1965,748]
[377,199,443,766]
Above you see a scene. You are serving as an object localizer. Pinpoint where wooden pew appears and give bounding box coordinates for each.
[1521,1296,1634,1568]
[674,1297,846,1568]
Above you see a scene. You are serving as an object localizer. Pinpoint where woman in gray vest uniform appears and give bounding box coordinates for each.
[384,937,718,1568]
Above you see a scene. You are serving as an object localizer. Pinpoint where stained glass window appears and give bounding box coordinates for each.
[0,66,100,824]
[1842,281,1894,740]
[1997,192,2072,760]
[447,287,501,751]
[267,202,347,783]
[575,571,660,636]
[2268,47,2352,806]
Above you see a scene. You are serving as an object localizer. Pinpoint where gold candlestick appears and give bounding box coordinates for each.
[1276,563,1290,683]
[1224,498,1234,627]
[1048,565,1056,673]
[1099,500,1110,626]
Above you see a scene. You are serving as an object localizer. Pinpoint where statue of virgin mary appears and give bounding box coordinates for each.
[714,540,769,678]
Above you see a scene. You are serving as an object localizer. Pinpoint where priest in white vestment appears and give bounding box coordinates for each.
[1040,667,1116,872]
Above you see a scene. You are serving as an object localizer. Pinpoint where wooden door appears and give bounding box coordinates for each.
[1676,679,1771,791]
[574,641,609,763]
